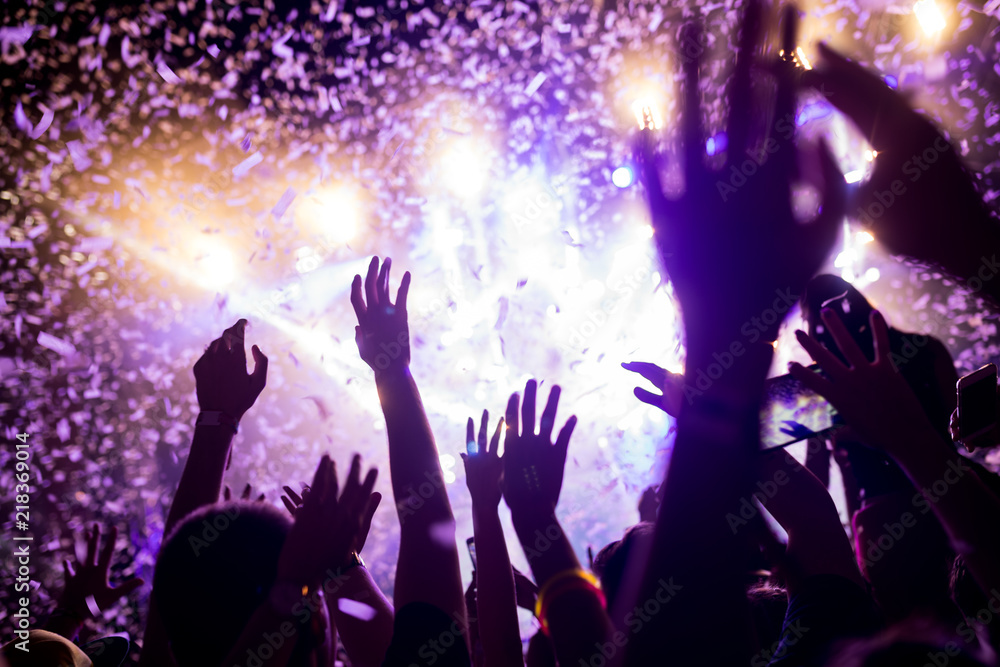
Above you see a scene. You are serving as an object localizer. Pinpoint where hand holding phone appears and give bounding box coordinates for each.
[953,363,999,452]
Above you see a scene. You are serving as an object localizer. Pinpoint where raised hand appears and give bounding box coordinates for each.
[276,454,378,588]
[281,481,382,555]
[790,308,931,454]
[223,483,265,502]
[639,4,844,348]
[59,524,144,618]
[350,256,411,376]
[461,410,505,509]
[193,319,268,422]
[803,43,997,281]
[637,485,660,523]
[502,380,577,517]
[621,361,683,416]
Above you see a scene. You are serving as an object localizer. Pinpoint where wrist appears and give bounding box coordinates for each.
[196,410,240,434]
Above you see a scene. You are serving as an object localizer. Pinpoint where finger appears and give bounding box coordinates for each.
[821,308,870,368]
[379,257,392,304]
[208,336,225,355]
[250,345,268,397]
[364,256,380,310]
[223,485,232,501]
[621,361,668,389]
[281,495,297,516]
[351,274,367,322]
[490,417,504,456]
[229,319,248,370]
[680,22,704,173]
[870,311,893,367]
[522,379,537,435]
[789,361,837,401]
[795,329,849,379]
[773,6,799,146]
[554,416,578,465]
[478,410,489,453]
[540,385,561,442]
[283,486,303,507]
[309,455,330,507]
[397,271,411,314]
[226,448,232,472]
[637,131,673,223]
[257,493,266,502]
[727,0,762,157]
[358,468,379,517]
[634,387,667,410]
[63,559,74,580]
[467,417,477,455]
[505,391,520,444]
[241,483,252,500]
[804,140,846,255]
[86,523,100,567]
[99,526,117,572]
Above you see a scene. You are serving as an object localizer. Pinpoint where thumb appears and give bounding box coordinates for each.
[250,345,268,395]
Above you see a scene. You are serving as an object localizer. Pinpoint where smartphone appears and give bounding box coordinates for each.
[957,363,998,451]
[760,364,843,449]
[467,537,477,570]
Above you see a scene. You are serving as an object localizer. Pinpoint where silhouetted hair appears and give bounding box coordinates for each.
[153,501,292,665]
[592,522,655,607]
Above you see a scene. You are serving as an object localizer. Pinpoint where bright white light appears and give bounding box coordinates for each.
[865,267,881,282]
[631,98,663,130]
[914,0,946,36]
[298,188,360,243]
[844,169,865,184]
[193,238,236,291]
[612,166,634,188]
[856,231,875,244]
[865,150,879,162]
[441,143,489,196]
[796,47,813,70]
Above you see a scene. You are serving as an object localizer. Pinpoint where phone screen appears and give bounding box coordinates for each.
[467,537,477,570]
[959,366,998,437]
[760,365,843,449]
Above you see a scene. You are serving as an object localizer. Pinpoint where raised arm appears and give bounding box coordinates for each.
[350,257,466,634]
[462,411,523,667]
[502,380,614,666]
[622,4,845,663]
[792,309,1000,597]
[140,319,267,666]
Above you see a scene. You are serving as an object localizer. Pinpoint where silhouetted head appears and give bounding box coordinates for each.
[830,619,987,667]
[802,275,876,363]
[154,501,329,666]
[592,522,655,609]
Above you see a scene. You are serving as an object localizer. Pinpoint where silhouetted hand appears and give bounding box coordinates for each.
[462,410,505,509]
[351,256,411,377]
[276,454,378,588]
[637,485,660,523]
[502,380,577,517]
[193,319,268,421]
[622,361,683,416]
[803,43,995,278]
[791,308,931,456]
[281,480,381,555]
[513,567,539,611]
[59,524,144,618]
[223,483,265,502]
[639,4,844,347]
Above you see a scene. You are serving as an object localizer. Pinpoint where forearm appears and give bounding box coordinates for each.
[164,425,234,535]
[137,600,177,667]
[472,506,523,667]
[328,567,394,667]
[375,367,453,525]
[512,510,611,667]
[893,432,1000,594]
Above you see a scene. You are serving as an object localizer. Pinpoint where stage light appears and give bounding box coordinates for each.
[856,231,875,244]
[631,98,663,130]
[298,187,360,244]
[914,0,946,36]
[441,142,489,196]
[844,169,865,184]
[705,133,728,156]
[612,166,634,188]
[865,267,881,282]
[884,74,898,89]
[865,150,878,162]
[193,237,236,291]
[795,47,813,70]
